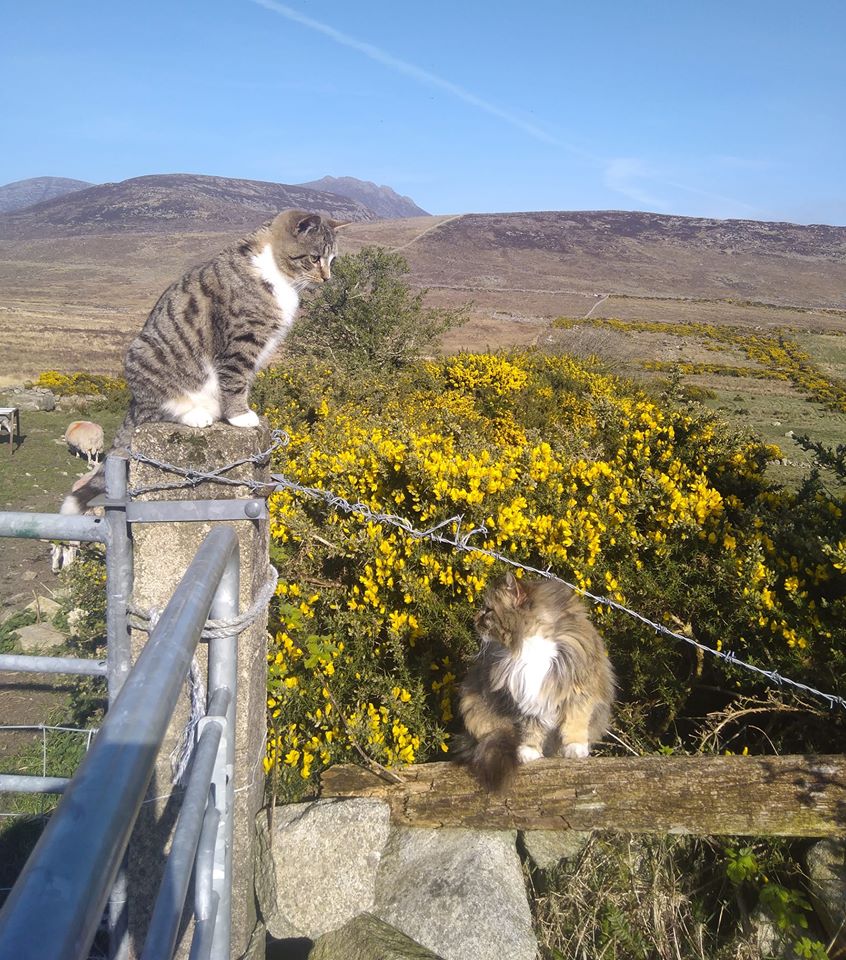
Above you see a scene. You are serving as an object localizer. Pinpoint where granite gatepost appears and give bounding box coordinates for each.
[126,422,271,959]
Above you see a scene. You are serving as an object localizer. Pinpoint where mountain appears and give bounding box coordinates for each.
[0,173,376,238]
[298,176,428,219]
[0,176,94,214]
[340,210,846,310]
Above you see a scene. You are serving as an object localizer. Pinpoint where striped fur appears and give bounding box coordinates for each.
[456,573,615,791]
[62,210,342,514]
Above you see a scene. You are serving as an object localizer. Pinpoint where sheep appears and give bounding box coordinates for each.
[64,420,104,467]
[51,468,100,572]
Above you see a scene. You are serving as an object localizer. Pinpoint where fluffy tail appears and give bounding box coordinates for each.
[60,413,136,515]
[453,728,521,792]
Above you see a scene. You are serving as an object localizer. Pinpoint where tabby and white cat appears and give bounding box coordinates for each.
[456,572,615,791]
[63,209,342,514]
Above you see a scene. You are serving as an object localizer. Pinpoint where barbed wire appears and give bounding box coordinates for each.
[127,429,289,496]
[270,472,846,711]
[120,438,846,712]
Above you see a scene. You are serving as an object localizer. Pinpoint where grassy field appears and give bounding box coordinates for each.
[0,404,120,818]
[544,312,846,488]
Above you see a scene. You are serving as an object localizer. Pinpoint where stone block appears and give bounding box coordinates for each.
[805,839,846,958]
[267,798,392,940]
[374,827,537,960]
[309,913,443,960]
[24,595,62,621]
[15,622,64,653]
[520,829,591,870]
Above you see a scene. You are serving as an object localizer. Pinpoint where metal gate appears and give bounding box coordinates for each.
[0,455,239,960]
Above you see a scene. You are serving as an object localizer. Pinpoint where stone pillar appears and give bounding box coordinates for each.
[126,422,271,959]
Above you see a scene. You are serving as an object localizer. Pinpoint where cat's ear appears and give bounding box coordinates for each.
[504,572,529,607]
[327,219,351,231]
[294,214,322,236]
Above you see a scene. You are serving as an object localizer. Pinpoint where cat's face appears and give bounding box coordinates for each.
[474,573,529,650]
[268,211,343,289]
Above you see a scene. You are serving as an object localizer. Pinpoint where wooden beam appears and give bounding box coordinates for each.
[320,755,846,837]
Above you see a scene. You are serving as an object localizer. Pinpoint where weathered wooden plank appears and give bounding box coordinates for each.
[320,755,846,837]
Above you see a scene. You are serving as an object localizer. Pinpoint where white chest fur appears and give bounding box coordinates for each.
[251,244,300,370]
[503,634,559,721]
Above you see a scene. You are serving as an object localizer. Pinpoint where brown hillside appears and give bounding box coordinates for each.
[1,209,845,381]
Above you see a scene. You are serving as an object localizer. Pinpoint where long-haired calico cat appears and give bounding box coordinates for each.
[62,209,343,514]
[456,572,615,791]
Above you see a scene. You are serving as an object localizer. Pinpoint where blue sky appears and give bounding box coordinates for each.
[2,0,844,223]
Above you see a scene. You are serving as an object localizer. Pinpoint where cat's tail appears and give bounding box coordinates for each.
[60,414,136,515]
[453,728,521,792]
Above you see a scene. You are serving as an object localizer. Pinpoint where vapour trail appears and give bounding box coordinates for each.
[249,0,582,152]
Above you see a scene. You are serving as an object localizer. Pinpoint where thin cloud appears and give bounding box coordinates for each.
[250,0,564,148]
[604,156,758,217]
[604,158,667,210]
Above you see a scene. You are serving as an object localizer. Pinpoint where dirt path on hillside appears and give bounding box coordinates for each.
[391,214,464,252]
[583,294,610,318]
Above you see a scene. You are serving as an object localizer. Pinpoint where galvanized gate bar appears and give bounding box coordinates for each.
[0,774,69,794]
[206,549,239,960]
[0,653,107,676]
[104,454,133,701]
[125,498,268,523]
[0,512,107,542]
[104,456,134,960]
[141,718,225,960]
[191,802,221,960]
[0,527,238,960]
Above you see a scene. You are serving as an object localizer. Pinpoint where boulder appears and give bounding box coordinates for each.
[14,622,64,653]
[374,827,537,960]
[309,913,443,960]
[267,798,392,940]
[24,595,62,621]
[266,799,538,960]
[520,830,591,870]
[805,839,846,957]
[748,904,792,959]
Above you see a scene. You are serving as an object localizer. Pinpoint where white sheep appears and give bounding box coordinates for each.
[64,420,104,467]
[51,468,100,572]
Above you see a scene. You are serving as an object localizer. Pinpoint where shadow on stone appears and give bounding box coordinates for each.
[265,935,313,960]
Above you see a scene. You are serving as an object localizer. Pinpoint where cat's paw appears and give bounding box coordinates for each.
[517,745,543,764]
[181,408,216,428]
[228,410,260,428]
[563,742,590,759]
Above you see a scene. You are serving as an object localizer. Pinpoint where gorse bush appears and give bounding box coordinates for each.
[287,246,468,372]
[256,350,846,786]
[34,370,128,403]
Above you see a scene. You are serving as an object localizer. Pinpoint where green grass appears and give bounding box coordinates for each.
[0,404,125,513]
[0,399,116,883]
[799,331,846,377]
[698,383,846,486]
